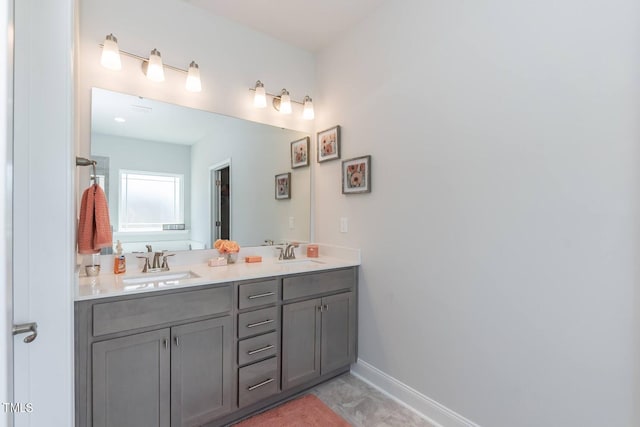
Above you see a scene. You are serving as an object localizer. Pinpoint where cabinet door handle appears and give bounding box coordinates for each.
[248,292,275,300]
[317,305,323,312]
[247,378,274,391]
[246,319,274,329]
[323,304,328,311]
[174,336,179,346]
[163,338,168,349]
[247,344,275,355]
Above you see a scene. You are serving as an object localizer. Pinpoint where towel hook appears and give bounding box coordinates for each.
[75,156,98,187]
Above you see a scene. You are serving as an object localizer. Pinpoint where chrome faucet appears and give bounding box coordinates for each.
[279,243,298,260]
[136,255,151,273]
[137,245,174,273]
[161,253,175,270]
[152,252,163,269]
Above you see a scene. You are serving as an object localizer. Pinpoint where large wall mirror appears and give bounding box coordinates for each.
[90,88,311,253]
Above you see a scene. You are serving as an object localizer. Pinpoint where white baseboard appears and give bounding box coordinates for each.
[350,359,480,427]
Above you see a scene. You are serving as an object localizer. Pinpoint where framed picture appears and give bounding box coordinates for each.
[342,155,371,194]
[275,172,291,199]
[317,125,341,163]
[291,137,310,168]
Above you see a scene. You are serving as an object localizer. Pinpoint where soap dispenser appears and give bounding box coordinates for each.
[113,240,126,274]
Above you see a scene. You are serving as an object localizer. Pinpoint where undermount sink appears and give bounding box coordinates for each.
[122,271,200,285]
[275,258,325,265]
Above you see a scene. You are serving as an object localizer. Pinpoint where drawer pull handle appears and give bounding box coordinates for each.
[248,292,275,300]
[246,319,274,329]
[248,378,275,391]
[248,344,275,355]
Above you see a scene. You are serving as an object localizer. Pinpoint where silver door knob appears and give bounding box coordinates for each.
[13,322,38,343]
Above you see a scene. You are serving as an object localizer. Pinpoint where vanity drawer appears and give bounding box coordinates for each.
[238,356,278,407]
[238,279,278,310]
[238,331,278,366]
[92,286,232,337]
[283,268,355,301]
[237,306,278,339]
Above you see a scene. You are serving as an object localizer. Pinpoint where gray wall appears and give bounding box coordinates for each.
[314,1,640,426]
[190,118,310,247]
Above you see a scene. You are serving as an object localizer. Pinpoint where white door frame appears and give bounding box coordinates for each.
[209,158,231,247]
[1,0,13,426]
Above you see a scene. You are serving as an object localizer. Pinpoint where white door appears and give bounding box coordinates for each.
[11,0,75,426]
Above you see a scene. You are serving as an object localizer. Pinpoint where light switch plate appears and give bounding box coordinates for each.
[340,217,348,233]
[289,216,295,229]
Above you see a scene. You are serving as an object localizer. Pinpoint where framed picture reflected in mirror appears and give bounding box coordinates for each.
[275,172,291,200]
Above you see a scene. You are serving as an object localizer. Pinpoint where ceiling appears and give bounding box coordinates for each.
[92,88,225,145]
[182,0,387,52]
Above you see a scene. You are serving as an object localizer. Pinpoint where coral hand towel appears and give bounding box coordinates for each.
[78,184,112,254]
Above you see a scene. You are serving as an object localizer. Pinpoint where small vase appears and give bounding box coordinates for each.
[226,252,238,264]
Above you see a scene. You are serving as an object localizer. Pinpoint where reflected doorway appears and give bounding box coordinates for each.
[211,163,230,244]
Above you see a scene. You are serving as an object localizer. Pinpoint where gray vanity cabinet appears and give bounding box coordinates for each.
[281,268,357,391]
[76,284,234,427]
[171,317,233,427]
[282,298,322,389]
[77,268,358,427]
[91,317,233,427]
[320,291,356,374]
[92,329,171,427]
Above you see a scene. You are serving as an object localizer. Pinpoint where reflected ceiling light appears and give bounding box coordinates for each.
[114,117,126,123]
[253,80,267,108]
[302,96,314,120]
[100,33,121,71]
[145,49,165,82]
[185,61,202,92]
[279,89,292,114]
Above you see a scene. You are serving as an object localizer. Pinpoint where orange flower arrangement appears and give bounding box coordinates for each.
[214,239,240,254]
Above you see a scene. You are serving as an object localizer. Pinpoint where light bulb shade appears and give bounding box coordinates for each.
[279,89,292,114]
[254,81,267,108]
[185,61,202,92]
[100,34,121,71]
[303,96,314,120]
[146,49,165,82]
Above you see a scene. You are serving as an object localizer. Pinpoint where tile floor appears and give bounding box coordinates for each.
[311,373,435,427]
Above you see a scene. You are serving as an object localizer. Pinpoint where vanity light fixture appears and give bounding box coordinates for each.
[253,81,267,108]
[249,80,314,119]
[185,61,202,92]
[278,89,292,115]
[302,96,314,120]
[145,49,165,82]
[99,34,202,92]
[100,34,122,70]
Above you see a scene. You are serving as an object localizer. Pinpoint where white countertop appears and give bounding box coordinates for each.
[76,244,360,301]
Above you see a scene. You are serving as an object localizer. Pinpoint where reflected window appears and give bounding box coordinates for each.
[119,171,184,231]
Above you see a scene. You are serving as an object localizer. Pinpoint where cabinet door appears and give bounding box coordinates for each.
[171,316,233,427]
[282,298,321,390]
[321,292,356,374]
[92,329,170,427]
